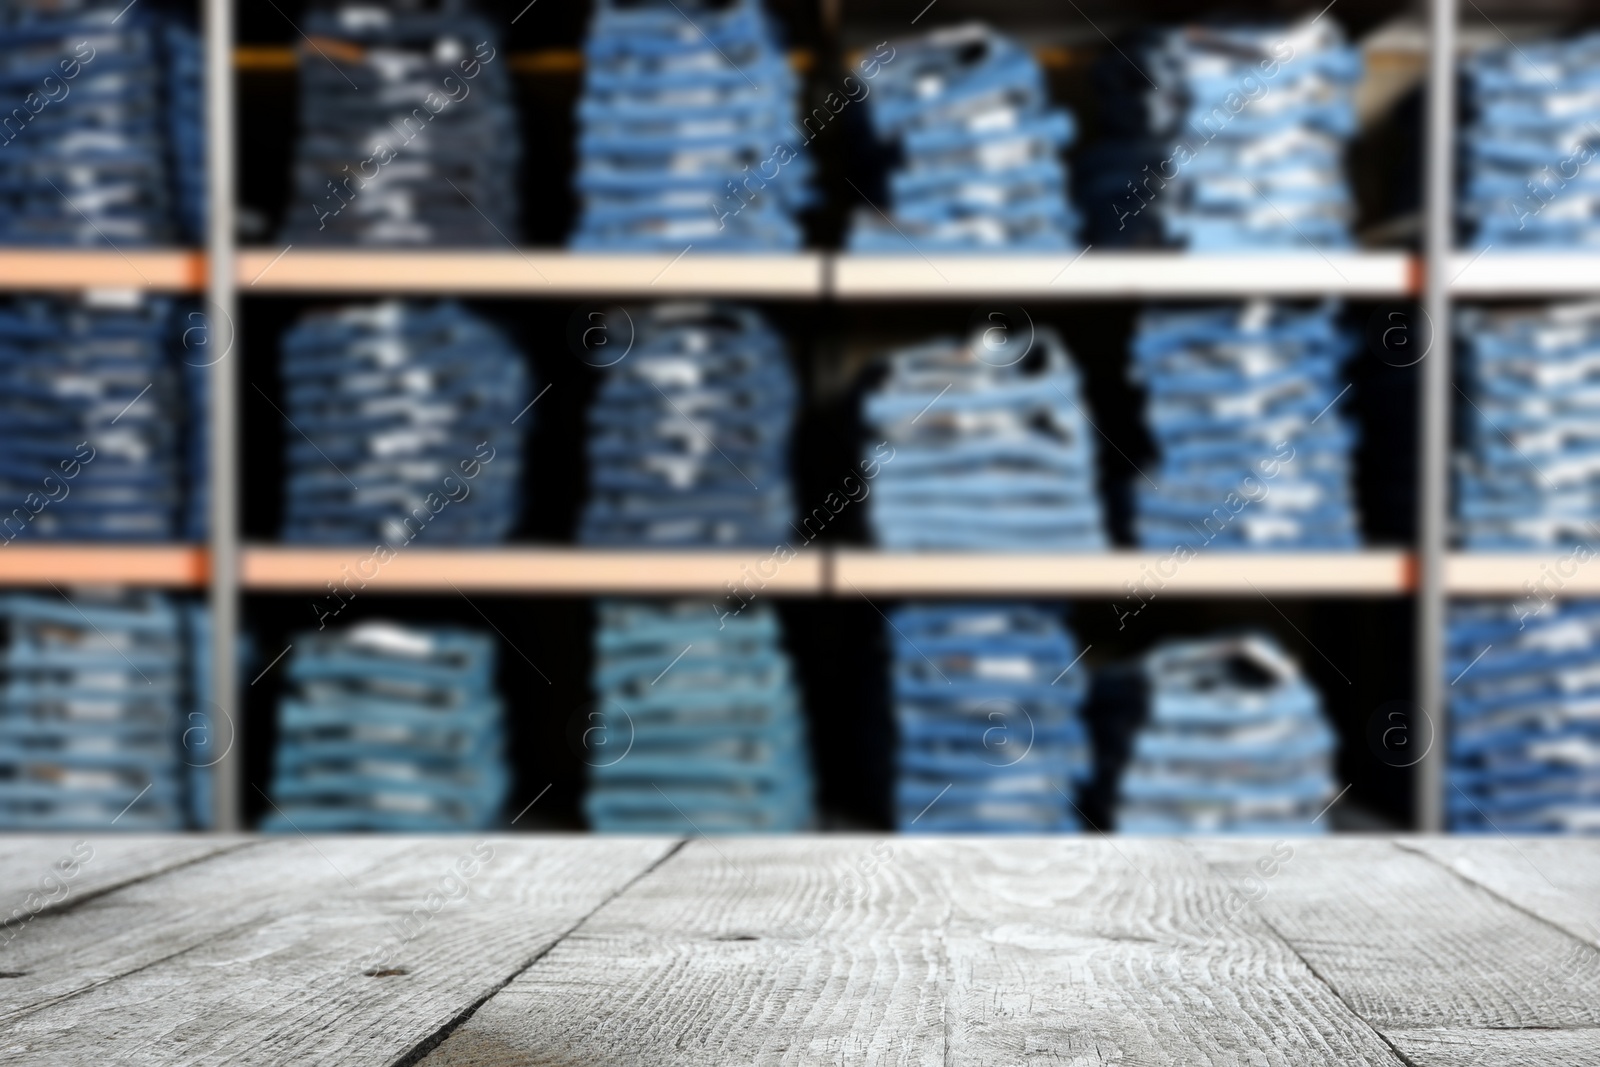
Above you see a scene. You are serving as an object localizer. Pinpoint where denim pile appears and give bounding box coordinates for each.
[850,24,1079,251]
[862,327,1106,549]
[889,603,1091,832]
[579,303,795,546]
[1111,634,1337,833]
[1461,33,1600,249]
[181,603,213,828]
[0,295,184,541]
[278,301,528,545]
[0,4,201,245]
[1456,302,1600,547]
[0,592,188,830]
[571,0,811,250]
[182,348,208,541]
[263,622,507,832]
[1084,20,1360,249]
[586,600,813,832]
[279,2,519,246]
[1448,602,1600,833]
[1132,300,1361,549]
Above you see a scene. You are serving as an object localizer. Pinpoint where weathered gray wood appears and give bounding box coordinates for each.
[1385,1028,1600,1067]
[0,835,676,1066]
[0,836,252,928]
[420,838,1406,1067]
[1402,837,1600,946]
[1189,838,1600,1033]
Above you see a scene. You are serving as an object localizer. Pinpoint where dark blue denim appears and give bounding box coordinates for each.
[0,591,191,830]
[262,621,508,832]
[277,300,528,545]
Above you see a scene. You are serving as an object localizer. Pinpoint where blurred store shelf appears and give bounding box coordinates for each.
[236,249,825,296]
[0,251,204,292]
[0,546,207,587]
[1449,252,1600,296]
[241,547,825,593]
[1445,553,1600,595]
[833,550,1415,595]
[832,251,1418,298]
[234,46,811,74]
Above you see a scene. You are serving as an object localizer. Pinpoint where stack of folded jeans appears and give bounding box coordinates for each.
[0,591,188,830]
[586,600,813,832]
[850,23,1079,251]
[278,300,528,545]
[1461,33,1600,249]
[263,621,507,832]
[182,350,208,541]
[1456,302,1600,547]
[1112,633,1337,833]
[862,327,1106,549]
[1132,300,1361,549]
[162,18,204,244]
[571,0,811,250]
[1448,601,1600,833]
[0,295,183,541]
[279,1,519,246]
[1083,20,1360,249]
[0,4,199,245]
[889,603,1092,832]
[579,303,795,546]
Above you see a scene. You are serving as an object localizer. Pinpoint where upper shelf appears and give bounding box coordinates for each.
[238,249,827,297]
[0,250,203,292]
[833,252,1419,298]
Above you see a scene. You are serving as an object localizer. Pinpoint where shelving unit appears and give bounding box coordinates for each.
[0,0,1501,834]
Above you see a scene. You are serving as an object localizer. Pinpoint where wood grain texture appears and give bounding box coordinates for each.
[1402,837,1600,946]
[0,836,675,1067]
[0,836,251,927]
[1385,1028,1600,1067]
[419,838,1405,1067]
[1189,838,1600,1033]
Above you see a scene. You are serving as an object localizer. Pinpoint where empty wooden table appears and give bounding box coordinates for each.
[2,836,1596,1065]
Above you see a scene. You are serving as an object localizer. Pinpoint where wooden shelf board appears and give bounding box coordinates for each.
[1446,553,1600,595]
[833,550,1415,595]
[237,249,824,296]
[1450,251,1600,295]
[833,251,1418,298]
[0,546,207,587]
[241,547,825,594]
[0,250,204,292]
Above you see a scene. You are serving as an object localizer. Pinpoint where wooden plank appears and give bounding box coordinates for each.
[0,251,203,292]
[242,546,824,594]
[0,837,247,928]
[237,250,825,296]
[419,838,1404,1066]
[0,546,207,587]
[0,836,676,1065]
[832,252,1415,298]
[1190,839,1600,1032]
[1445,552,1600,595]
[833,550,1413,595]
[1384,1029,1600,1067]
[1402,838,1600,947]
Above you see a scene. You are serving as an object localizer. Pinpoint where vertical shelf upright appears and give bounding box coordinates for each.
[207,0,240,831]
[1416,0,1456,833]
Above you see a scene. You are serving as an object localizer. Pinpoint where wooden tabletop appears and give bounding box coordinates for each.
[2,837,1596,1066]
